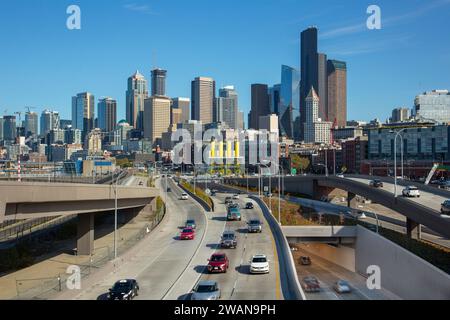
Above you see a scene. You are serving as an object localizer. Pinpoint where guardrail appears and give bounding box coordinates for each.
[209,182,305,300]
[177,182,214,212]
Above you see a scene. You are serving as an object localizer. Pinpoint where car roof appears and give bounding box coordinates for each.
[197,280,217,286]
[223,230,235,234]
[116,279,134,283]
[252,254,267,258]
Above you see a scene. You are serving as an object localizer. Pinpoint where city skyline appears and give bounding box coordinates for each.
[1,0,449,123]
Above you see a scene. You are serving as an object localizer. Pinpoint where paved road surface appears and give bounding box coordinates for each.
[187,193,282,300]
[292,245,399,300]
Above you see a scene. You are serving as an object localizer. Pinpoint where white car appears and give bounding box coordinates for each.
[336,174,345,178]
[180,193,189,200]
[249,254,270,274]
[402,186,420,198]
[232,194,240,200]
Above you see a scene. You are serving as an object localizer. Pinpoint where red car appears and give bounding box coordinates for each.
[180,227,195,240]
[207,253,229,273]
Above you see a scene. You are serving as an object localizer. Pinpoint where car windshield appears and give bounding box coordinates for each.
[182,228,192,233]
[223,233,234,239]
[211,255,225,262]
[409,187,418,190]
[112,281,131,291]
[186,220,195,224]
[249,220,260,225]
[338,280,349,286]
[196,285,216,293]
[252,257,267,263]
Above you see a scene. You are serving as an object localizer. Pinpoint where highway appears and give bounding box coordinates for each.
[189,193,282,300]
[57,178,281,300]
[348,177,450,214]
[291,244,399,300]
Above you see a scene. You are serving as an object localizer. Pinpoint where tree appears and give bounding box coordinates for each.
[291,154,310,173]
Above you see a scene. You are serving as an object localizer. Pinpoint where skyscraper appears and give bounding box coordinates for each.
[269,84,281,115]
[25,112,38,138]
[304,87,332,144]
[3,115,17,141]
[327,60,347,127]
[171,97,190,123]
[280,65,300,139]
[391,107,410,123]
[249,84,270,130]
[151,68,167,96]
[41,109,60,136]
[98,97,117,132]
[216,86,239,129]
[318,53,328,120]
[414,90,450,123]
[191,77,216,124]
[0,117,3,141]
[144,96,171,145]
[72,92,95,135]
[126,71,148,131]
[300,27,319,140]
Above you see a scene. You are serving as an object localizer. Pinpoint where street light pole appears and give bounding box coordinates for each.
[393,129,406,198]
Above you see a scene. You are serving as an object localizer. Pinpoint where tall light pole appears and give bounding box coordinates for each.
[392,128,407,198]
[113,170,125,259]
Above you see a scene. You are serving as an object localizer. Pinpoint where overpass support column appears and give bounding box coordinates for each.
[406,218,421,239]
[347,192,357,208]
[77,213,95,256]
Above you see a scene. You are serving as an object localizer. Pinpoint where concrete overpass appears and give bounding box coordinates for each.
[282,226,357,244]
[0,181,159,255]
[224,175,450,239]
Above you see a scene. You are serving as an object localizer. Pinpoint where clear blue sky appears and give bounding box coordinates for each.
[0,0,449,124]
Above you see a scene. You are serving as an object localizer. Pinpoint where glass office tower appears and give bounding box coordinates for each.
[280,65,300,140]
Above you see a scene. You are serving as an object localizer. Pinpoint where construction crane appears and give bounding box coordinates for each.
[25,106,36,113]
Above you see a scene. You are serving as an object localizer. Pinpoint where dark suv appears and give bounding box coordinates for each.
[369,179,383,188]
[108,279,139,300]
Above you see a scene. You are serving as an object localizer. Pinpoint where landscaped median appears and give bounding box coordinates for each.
[179,180,214,211]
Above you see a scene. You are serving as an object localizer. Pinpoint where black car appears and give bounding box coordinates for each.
[108,279,140,300]
[369,179,383,188]
[245,202,254,209]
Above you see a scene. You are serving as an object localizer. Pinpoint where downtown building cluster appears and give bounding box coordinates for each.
[1,26,450,179]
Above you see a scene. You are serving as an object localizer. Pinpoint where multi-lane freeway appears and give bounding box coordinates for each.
[55,177,281,300]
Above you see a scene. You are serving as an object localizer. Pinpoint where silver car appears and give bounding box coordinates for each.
[333,280,352,294]
[191,280,221,300]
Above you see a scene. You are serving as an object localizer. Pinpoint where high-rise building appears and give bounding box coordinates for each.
[318,53,328,120]
[280,65,300,139]
[3,116,16,141]
[238,111,245,130]
[414,90,450,123]
[327,60,347,127]
[86,128,103,155]
[216,86,239,129]
[40,109,60,136]
[60,119,72,129]
[98,97,117,132]
[191,77,216,124]
[391,107,410,123]
[126,71,148,131]
[72,92,95,134]
[25,112,38,138]
[151,68,167,96]
[144,96,171,145]
[269,84,281,115]
[304,87,332,144]
[300,27,319,139]
[0,117,3,141]
[249,84,270,130]
[259,114,279,135]
[171,108,183,126]
[171,97,190,123]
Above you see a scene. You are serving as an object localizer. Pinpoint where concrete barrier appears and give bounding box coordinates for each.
[250,195,306,300]
[178,183,213,212]
[355,225,450,299]
[296,243,356,273]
